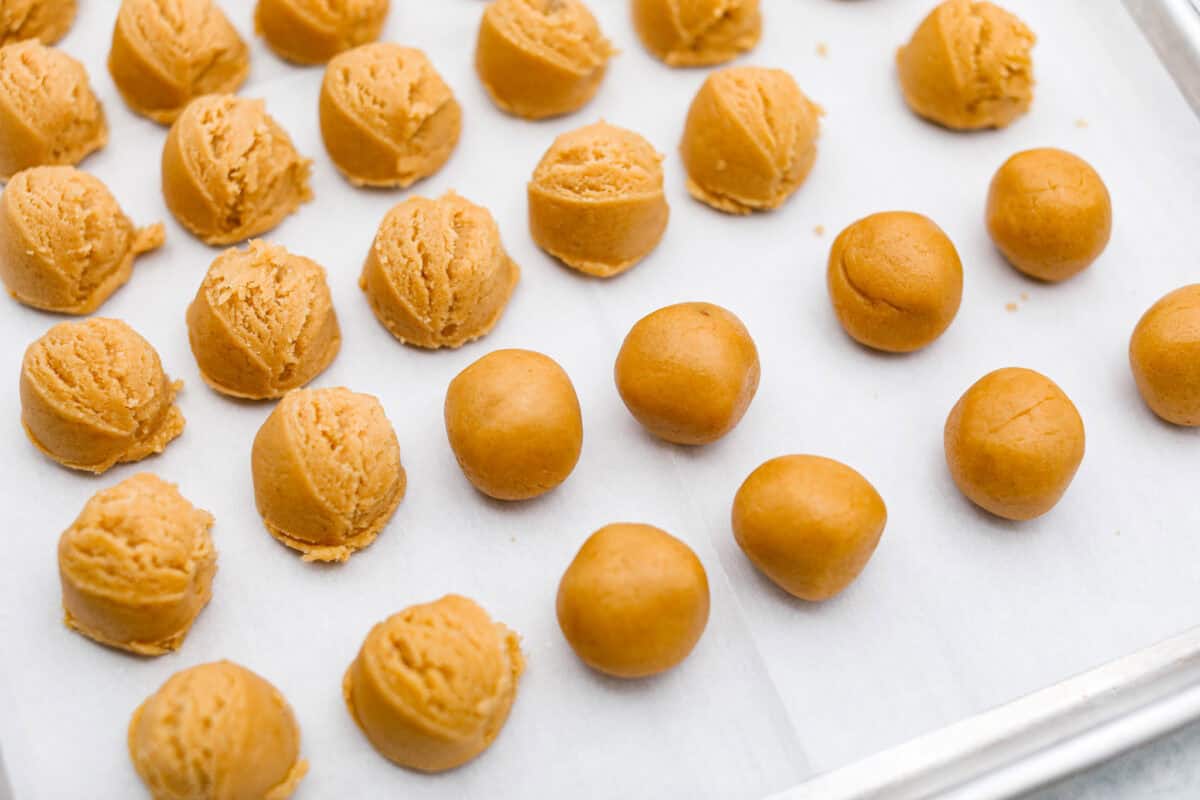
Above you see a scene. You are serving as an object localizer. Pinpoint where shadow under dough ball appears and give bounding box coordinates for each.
[632,0,761,67]
[1129,284,1200,426]
[256,0,389,65]
[0,0,77,46]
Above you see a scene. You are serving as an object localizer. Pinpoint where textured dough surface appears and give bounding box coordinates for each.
[1129,285,1200,426]
[256,0,389,65]
[1,0,76,46]
[632,0,760,67]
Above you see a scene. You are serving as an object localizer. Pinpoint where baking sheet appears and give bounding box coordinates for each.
[2,1,1200,798]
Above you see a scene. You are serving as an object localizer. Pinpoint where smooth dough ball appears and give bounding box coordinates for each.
[162,94,312,246]
[59,473,215,655]
[319,43,461,188]
[21,318,184,473]
[0,166,164,314]
[475,0,614,120]
[0,41,107,180]
[256,0,388,65]
[360,191,519,349]
[897,0,1035,131]
[1,0,76,46]
[343,594,523,772]
[615,302,759,445]
[129,661,307,800]
[680,66,821,214]
[944,367,1085,521]
[187,240,341,399]
[827,211,963,353]
[732,455,886,601]
[632,0,761,67]
[528,121,668,276]
[251,387,405,562]
[557,523,709,678]
[986,148,1112,282]
[1129,285,1200,426]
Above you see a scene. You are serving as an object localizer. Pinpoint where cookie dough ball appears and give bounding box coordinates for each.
[129,661,307,800]
[0,166,164,313]
[444,349,582,500]
[21,318,184,473]
[615,302,759,445]
[733,455,886,601]
[945,367,1085,521]
[251,387,405,562]
[256,0,388,65]
[528,121,668,276]
[59,473,215,655]
[319,43,461,188]
[360,192,519,349]
[162,94,312,245]
[475,0,614,120]
[343,595,523,772]
[1,0,76,46]
[187,240,341,399]
[827,211,963,353]
[0,41,106,180]
[897,0,1035,131]
[632,0,761,67]
[1129,285,1200,426]
[986,148,1111,282]
[680,66,821,214]
[557,523,709,678]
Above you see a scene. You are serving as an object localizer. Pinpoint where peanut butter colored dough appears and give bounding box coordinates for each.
[256,0,388,65]
[187,240,341,399]
[251,387,405,562]
[444,349,582,500]
[129,661,308,800]
[319,43,461,188]
[557,523,709,678]
[162,94,312,246]
[0,166,164,314]
[1130,285,1200,426]
[360,192,519,349]
[475,0,615,120]
[21,318,184,473]
[897,0,1035,131]
[680,66,821,214]
[0,40,107,181]
[827,211,963,353]
[632,0,761,67]
[528,121,668,276]
[615,302,759,445]
[986,148,1112,283]
[59,473,215,656]
[1,0,76,46]
[343,595,523,772]
[732,455,886,602]
[945,367,1085,521]
[109,0,249,125]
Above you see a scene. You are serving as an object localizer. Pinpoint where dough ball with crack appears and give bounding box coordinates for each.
[632,0,760,67]
[1129,284,1200,426]
[256,0,389,65]
[1,0,76,46]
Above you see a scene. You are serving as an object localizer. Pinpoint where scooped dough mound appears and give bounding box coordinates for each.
[632,0,761,67]
[256,0,389,65]
[1129,285,1200,426]
[1,0,76,46]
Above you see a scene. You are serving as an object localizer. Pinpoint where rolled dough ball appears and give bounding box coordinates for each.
[319,43,460,188]
[986,148,1112,282]
[615,302,759,445]
[827,211,963,353]
[557,523,709,678]
[528,121,668,276]
[59,473,215,655]
[1129,284,1200,426]
[897,0,1035,130]
[0,166,164,314]
[444,349,582,500]
[1,0,76,46]
[680,66,821,214]
[360,191,519,349]
[129,661,308,800]
[187,240,341,399]
[944,367,1085,521]
[252,387,405,562]
[732,455,886,601]
[0,40,106,180]
[256,0,388,65]
[475,0,614,120]
[632,0,760,67]
[343,594,523,772]
[21,318,184,473]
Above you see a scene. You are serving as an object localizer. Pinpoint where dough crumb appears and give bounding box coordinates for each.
[814,225,825,236]
[816,43,828,58]
[1075,118,1089,128]
[1020,292,1030,301]
[1005,302,1018,312]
